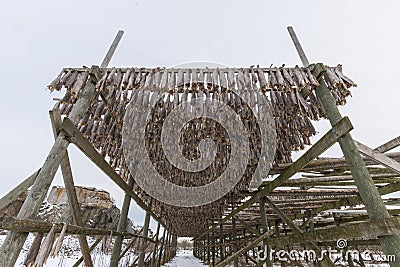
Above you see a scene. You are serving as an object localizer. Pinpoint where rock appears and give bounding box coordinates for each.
[41,186,122,231]
[1,186,139,234]
[0,191,27,232]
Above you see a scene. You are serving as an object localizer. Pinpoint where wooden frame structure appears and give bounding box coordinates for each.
[0,31,177,267]
[0,27,399,267]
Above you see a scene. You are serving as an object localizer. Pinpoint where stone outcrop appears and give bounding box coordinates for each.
[0,191,27,226]
[40,186,125,231]
[1,186,139,234]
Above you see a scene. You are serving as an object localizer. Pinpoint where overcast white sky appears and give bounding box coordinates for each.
[0,1,399,232]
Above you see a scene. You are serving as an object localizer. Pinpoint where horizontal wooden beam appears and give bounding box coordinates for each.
[269,152,400,175]
[310,182,400,216]
[1,216,156,243]
[267,217,400,247]
[216,217,400,267]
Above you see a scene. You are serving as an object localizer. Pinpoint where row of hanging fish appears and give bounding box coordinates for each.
[47,64,357,236]
[49,65,355,99]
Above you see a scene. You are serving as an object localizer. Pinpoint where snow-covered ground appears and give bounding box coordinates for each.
[0,233,138,266]
[0,234,392,267]
[163,249,207,267]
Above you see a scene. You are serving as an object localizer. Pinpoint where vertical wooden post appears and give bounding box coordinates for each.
[219,221,224,261]
[110,174,135,266]
[211,231,216,266]
[206,231,210,264]
[138,199,152,267]
[50,110,93,267]
[195,240,199,258]
[162,224,172,264]
[312,63,400,264]
[158,227,166,266]
[72,237,102,267]
[232,216,238,267]
[259,196,272,267]
[151,209,162,266]
[202,235,206,261]
[172,233,177,258]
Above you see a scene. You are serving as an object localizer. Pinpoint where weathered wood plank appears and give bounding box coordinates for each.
[1,216,156,242]
[138,200,152,267]
[355,140,400,174]
[100,30,124,68]
[269,152,400,175]
[216,217,400,267]
[110,175,135,267]
[72,237,102,267]
[267,217,400,247]
[287,26,310,67]
[375,136,400,153]
[310,182,400,216]
[50,109,93,267]
[0,169,40,211]
[215,229,275,267]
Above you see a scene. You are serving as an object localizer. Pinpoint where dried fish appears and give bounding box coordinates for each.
[106,67,117,85]
[64,71,78,89]
[71,71,89,97]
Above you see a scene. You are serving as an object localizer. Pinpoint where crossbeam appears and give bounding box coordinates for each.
[1,216,156,242]
[355,140,400,174]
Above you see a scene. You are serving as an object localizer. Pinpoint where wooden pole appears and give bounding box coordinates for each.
[110,175,135,267]
[354,140,400,174]
[232,217,238,267]
[0,30,123,266]
[50,109,94,267]
[72,237,102,267]
[0,66,99,266]
[207,232,211,264]
[1,217,154,240]
[119,228,143,260]
[374,136,400,153]
[312,63,400,265]
[151,209,162,266]
[158,227,166,266]
[100,30,124,68]
[0,169,40,211]
[259,196,272,267]
[138,200,152,267]
[219,219,224,261]
[287,26,310,67]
